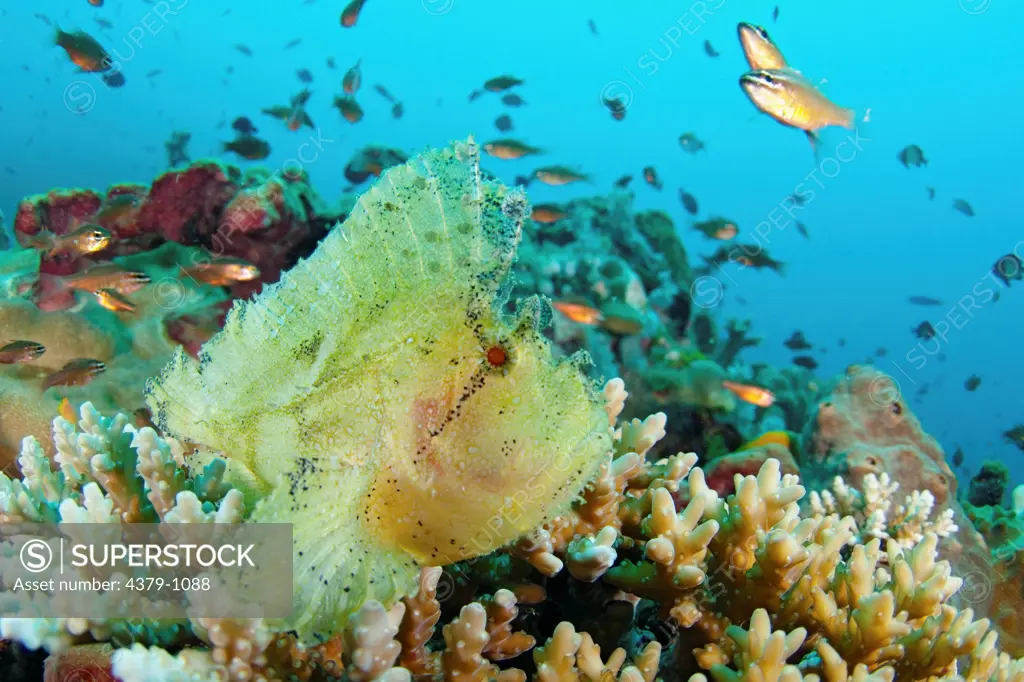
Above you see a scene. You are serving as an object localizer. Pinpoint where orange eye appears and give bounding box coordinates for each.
[486,346,507,367]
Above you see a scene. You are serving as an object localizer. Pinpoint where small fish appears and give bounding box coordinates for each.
[598,308,644,336]
[722,380,775,407]
[897,144,927,168]
[166,130,191,167]
[55,27,112,72]
[952,199,974,217]
[501,93,525,107]
[642,166,662,190]
[773,6,779,21]
[602,95,627,121]
[327,57,337,69]
[552,301,602,325]
[495,114,513,132]
[43,358,107,390]
[964,375,981,392]
[391,102,404,119]
[30,224,112,258]
[232,116,258,135]
[263,89,315,131]
[739,430,791,451]
[373,84,395,102]
[908,295,942,306]
[93,288,136,313]
[740,69,854,149]
[223,135,271,160]
[1003,425,1024,452]
[35,13,53,26]
[678,189,699,215]
[912,321,936,340]
[340,0,367,28]
[183,258,260,286]
[614,175,632,188]
[145,68,163,78]
[95,18,113,29]
[952,446,964,468]
[704,40,720,57]
[783,331,811,351]
[792,355,818,370]
[926,186,935,200]
[678,132,705,153]
[234,44,252,56]
[283,38,302,50]
[588,19,598,36]
[992,253,1023,286]
[58,398,77,423]
[64,266,151,294]
[534,166,589,186]
[874,347,887,358]
[343,60,362,94]
[693,217,736,240]
[484,75,524,92]
[333,95,364,123]
[737,22,787,70]
[297,68,313,83]
[530,204,567,224]
[101,70,125,88]
[483,139,543,160]
[726,246,785,274]
[0,340,46,364]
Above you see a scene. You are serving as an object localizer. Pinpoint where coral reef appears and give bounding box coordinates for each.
[13,159,338,300]
[0,242,227,471]
[6,390,1022,681]
[0,158,344,472]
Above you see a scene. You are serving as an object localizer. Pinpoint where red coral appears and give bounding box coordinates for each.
[701,443,798,497]
[13,189,103,242]
[134,162,238,243]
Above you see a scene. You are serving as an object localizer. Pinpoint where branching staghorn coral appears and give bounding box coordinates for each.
[0,401,241,527]
[808,472,958,550]
[503,385,1024,682]
[0,402,241,654]
[145,137,612,642]
[2,382,1024,681]
[510,377,698,580]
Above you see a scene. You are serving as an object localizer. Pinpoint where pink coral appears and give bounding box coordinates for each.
[800,365,954,502]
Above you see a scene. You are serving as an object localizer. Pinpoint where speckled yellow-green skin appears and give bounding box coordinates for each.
[145,138,610,642]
